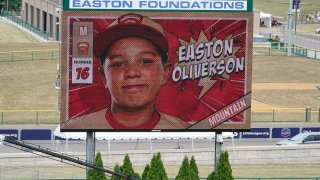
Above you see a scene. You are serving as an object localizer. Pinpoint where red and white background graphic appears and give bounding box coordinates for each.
[61,12,252,131]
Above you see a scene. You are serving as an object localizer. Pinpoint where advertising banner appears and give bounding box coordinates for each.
[21,129,52,140]
[60,9,252,132]
[65,0,253,12]
[272,128,300,138]
[242,128,270,138]
[302,127,320,133]
[0,129,19,140]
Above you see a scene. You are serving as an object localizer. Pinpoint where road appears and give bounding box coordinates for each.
[260,26,320,50]
[283,33,320,50]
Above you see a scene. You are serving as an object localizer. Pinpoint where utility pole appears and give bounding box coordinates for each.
[6,0,9,15]
[288,0,293,56]
[294,0,299,35]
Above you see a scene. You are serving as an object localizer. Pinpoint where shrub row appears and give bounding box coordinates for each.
[87,151,233,180]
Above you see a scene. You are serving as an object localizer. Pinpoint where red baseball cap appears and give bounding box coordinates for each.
[94,13,168,63]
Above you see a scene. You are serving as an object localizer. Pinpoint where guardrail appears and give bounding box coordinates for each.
[0,108,319,125]
[0,49,58,62]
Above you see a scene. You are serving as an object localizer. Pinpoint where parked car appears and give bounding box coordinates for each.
[276,132,320,145]
[316,28,320,34]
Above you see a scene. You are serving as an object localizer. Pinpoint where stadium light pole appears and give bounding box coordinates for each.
[287,0,293,56]
[55,0,62,114]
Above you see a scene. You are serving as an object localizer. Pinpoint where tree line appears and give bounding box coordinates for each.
[88,151,233,180]
[0,0,21,14]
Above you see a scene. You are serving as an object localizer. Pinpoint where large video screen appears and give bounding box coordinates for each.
[60,11,252,131]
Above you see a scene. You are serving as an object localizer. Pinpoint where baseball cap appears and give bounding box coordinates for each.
[94,13,168,64]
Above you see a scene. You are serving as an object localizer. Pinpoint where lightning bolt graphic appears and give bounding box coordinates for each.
[175,31,241,100]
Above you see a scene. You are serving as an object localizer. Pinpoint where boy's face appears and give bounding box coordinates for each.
[103,37,170,110]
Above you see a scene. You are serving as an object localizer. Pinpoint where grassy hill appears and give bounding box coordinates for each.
[0,20,58,52]
[254,0,320,18]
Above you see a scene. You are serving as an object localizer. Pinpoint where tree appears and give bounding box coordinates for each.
[206,171,216,180]
[0,0,21,14]
[111,154,140,180]
[142,164,150,180]
[215,151,234,180]
[190,156,200,180]
[111,164,122,180]
[87,152,107,180]
[175,156,190,180]
[121,154,140,179]
[146,153,168,180]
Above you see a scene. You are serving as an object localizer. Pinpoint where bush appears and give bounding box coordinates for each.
[111,154,140,180]
[190,156,200,180]
[175,156,200,180]
[142,164,150,180]
[87,152,107,180]
[215,151,234,180]
[175,156,190,180]
[111,164,122,180]
[146,152,168,180]
[121,154,140,179]
[206,171,216,180]
[206,151,233,180]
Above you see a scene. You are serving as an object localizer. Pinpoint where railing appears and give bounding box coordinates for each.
[254,42,320,60]
[1,11,51,41]
[251,107,319,123]
[0,108,319,125]
[0,49,58,62]
[0,110,59,125]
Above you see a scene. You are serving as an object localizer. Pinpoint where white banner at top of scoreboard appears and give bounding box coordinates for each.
[65,0,253,12]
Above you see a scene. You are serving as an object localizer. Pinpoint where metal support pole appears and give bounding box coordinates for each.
[86,132,95,178]
[56,0,62,115]
[149,139,153,153]
[318,108,320,123]
[288,0,293,56]
[272,110,275,122]
[305,107,311,122]
[191,139,194,155]
[36,112,39,125]
[214,132,223,172]
[108,140,111,164]
[1,112,3,124]
[294,0,298,35]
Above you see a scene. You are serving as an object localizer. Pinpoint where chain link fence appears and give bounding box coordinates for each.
[254,42,320,60]
[0,49,58,62]
[0,108,319,125]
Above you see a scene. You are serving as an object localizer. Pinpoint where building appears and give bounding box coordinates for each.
[21,0,60,41]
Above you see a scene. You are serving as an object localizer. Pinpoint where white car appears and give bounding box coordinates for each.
[276,132,320,145]
[316,28,320,34]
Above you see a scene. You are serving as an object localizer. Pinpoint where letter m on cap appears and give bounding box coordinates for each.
[79,26,88,37]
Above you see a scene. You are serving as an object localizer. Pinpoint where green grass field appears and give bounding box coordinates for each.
[252,56,320,83]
